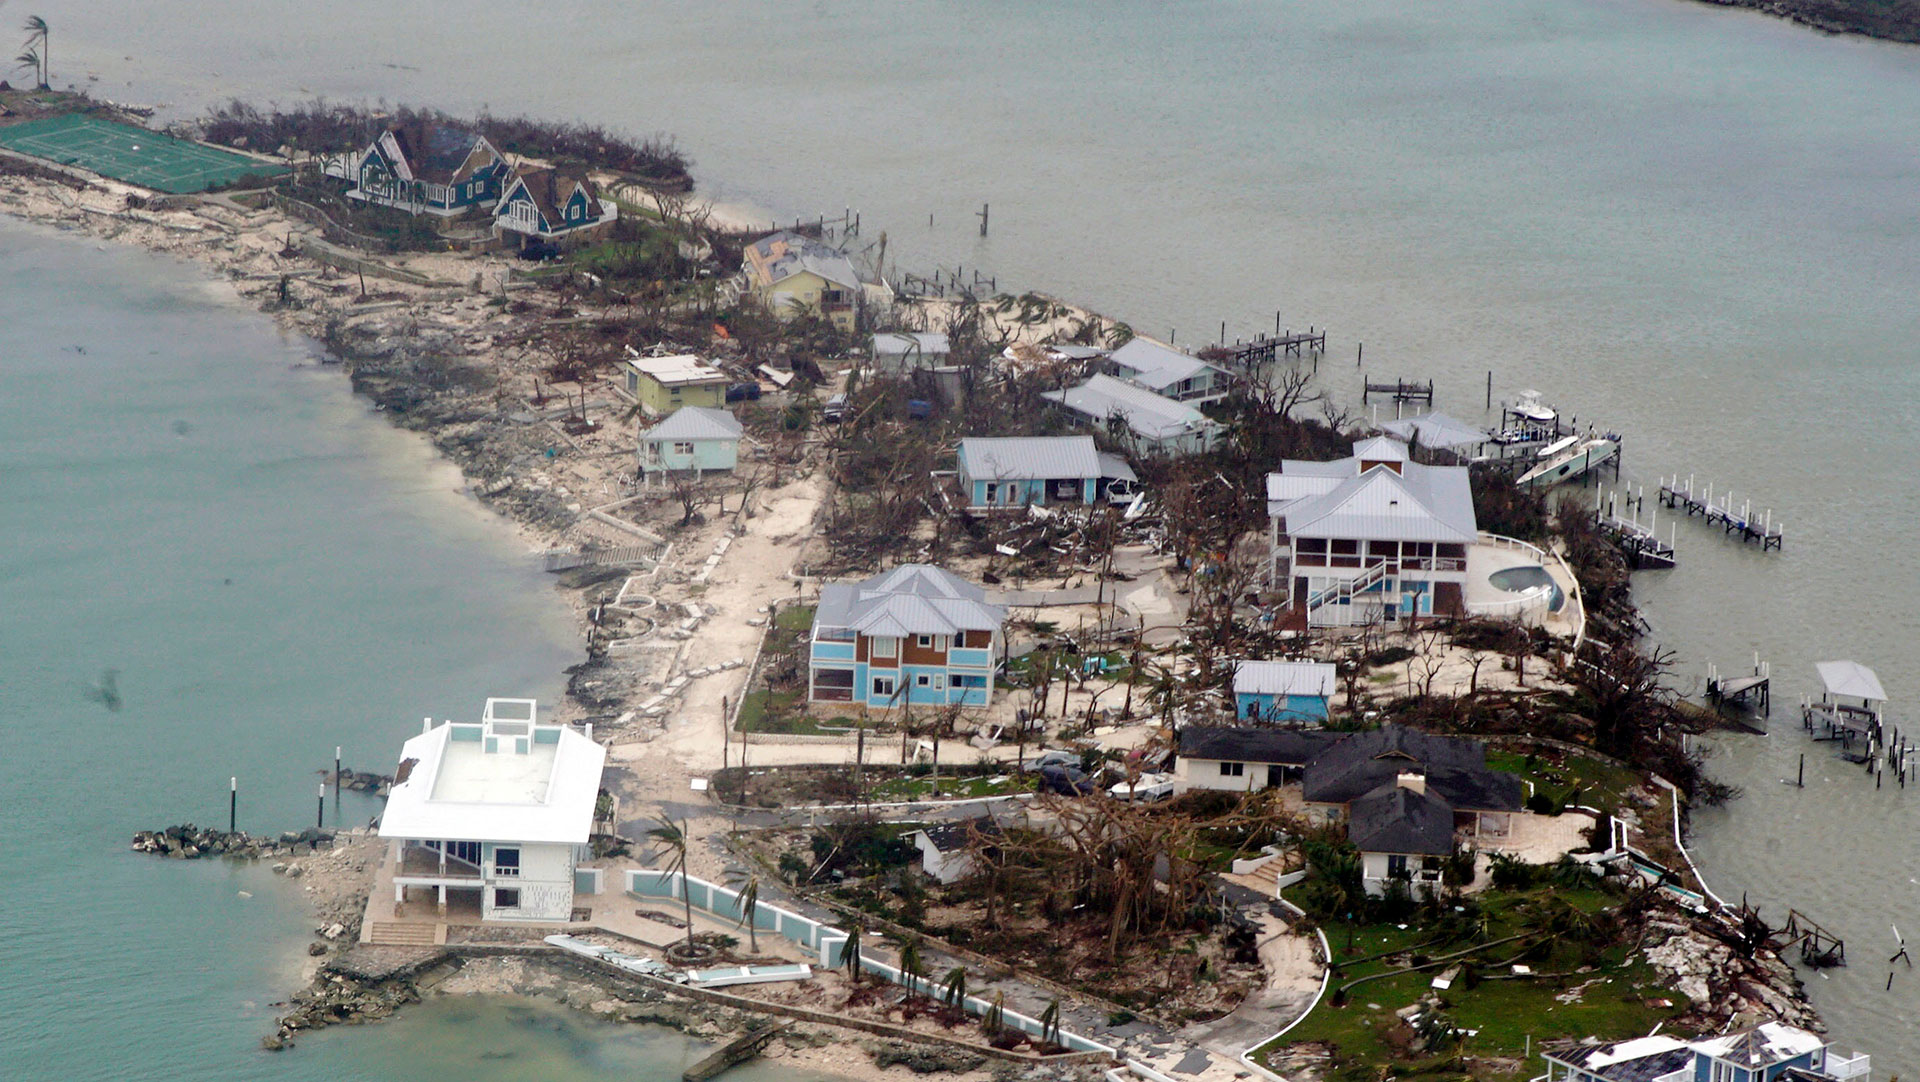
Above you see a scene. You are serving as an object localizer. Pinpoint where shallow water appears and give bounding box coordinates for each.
[22,0,1920,1066]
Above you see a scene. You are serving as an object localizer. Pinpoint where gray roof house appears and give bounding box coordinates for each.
[809,565,1006,709]
[1104,339,1232,402]
[955,435,1136,509]
[1042,374,1220,455]
[872,332,952,372]
[1267,436,1477,628]
[638,405,743,478]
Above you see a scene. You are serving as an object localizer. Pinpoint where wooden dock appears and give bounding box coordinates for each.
[1362,377,1434,406]
[1657,476,1783,551]
[1706,657,1770,715]
[1594,487,1675,569]
[1782,909,1846,968]
[1221,328,1326,368]
[684,1022,793,1082]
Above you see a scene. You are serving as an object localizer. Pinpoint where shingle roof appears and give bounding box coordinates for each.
[1547,1041,1694,1082]
[1347,783,1455,855]
[385,123,493,185]
[917,817,1000,854]
[1692,1023,1827,1068]
[1233,660,1338,698]
[814,564,1005,638]
[1042,374,1218,443]
[1302,725,1521,811]
[1177,726,1345,765]
[1266,439,1477,543]
[1107,338,1224,392]
[958,436,1102,481]
[502,166,604,232]
[642,406,742,442]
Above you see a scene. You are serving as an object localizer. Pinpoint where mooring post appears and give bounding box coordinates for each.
[1220,320,1226,345]
[1275,311,1281,336]
[229,776,238,833]
[1357,341,1363,367]
[316,782,325,829]
[1798,754,1805,788]
[1486,371,1493,408]
[977,203,989,237]
[334,746,342,805]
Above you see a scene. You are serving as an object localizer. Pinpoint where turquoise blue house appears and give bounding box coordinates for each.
[639,406,741,478]
[1232,660,1336,724]
[808,565,1005,709]
[956,435,1136,510]
[349,123,510,216]
[1539,1020,1866,1082]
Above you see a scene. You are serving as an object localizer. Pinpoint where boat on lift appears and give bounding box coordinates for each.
[1517,434,1620,488]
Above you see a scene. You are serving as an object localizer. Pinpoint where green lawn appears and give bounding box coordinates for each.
[1486,749,1642,812]
[1258,888,1689,1081]
[865,771,1035,801]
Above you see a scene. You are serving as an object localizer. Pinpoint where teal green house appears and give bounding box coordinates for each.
[956,435,1137,510]
[1232,660,1336,724]
[639,406,742,477]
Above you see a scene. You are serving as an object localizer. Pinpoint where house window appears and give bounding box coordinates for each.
[916,673,941,688]
[670,387,683,398]
[1387,854,1409,877]
[1710,1064,1735,1082]
[673,441,695,455]
[872,676,896,698]
[448,840,481,866]
[494,887,521,909]
[1219,762,1244,777]
[872,636,896,658]
[493,847,520,878]
[916,634,934,648]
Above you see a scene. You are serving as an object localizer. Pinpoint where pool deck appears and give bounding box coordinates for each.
[1465,537,1583,642]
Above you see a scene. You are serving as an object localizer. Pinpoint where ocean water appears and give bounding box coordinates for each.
[0,222,825,1080]
[21,0,1920,1067]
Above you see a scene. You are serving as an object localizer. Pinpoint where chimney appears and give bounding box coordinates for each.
[1396,770,1426,796]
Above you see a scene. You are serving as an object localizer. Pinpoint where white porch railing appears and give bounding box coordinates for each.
[1825,1051,1871,1080]
[1650,1068,1691,1082]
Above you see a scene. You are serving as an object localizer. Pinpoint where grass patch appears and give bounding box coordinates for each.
[1486,749,1641,812]
[1257,886,1688,1081]
[866,771,1035,801]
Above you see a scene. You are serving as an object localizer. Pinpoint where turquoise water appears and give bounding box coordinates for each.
[1486,566,1565,613]
[22,0,1920,1066]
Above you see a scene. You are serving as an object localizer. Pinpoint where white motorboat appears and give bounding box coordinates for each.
[1518,436,1619,488]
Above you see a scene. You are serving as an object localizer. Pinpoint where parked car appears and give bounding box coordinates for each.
[822,393,848,423]
[1038,763,1098,797]
[1022,749,1079,772]
[1108,772,1176,802]
[726,382,762,402]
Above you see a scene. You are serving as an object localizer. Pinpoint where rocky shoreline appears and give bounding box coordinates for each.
[1692,0,1920,46]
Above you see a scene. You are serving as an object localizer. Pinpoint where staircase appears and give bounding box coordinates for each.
[1223,858,1286,897]
[367,922,445,947]
[1304,561,1394,620]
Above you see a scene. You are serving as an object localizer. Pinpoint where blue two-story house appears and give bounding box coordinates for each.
[955,435,1135,510]
[1540,1021,1868,1082]
[1231,660,1336,724]
[349,123,511,216]
[495,167,616,246]
[808,564,1005,709]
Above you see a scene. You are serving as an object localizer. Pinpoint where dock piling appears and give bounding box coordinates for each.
[316,782,325,830]
[229,776,238,833]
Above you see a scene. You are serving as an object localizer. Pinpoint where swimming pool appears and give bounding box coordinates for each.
[1487,565,1565,612]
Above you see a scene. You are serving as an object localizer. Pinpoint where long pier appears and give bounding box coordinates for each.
[1657,475,1783,551]
[1594,486,1675,568]
[1220,327,1326,368]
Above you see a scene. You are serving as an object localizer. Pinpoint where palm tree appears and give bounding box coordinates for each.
[892,932,927,999]
[646,816,696,955]
[13,47,40,89]
[22,16,47,89]
[840,921,864,984]
[983,990,1006,1039]
[940,966,968,1009]
[1039,999,1062,1049]
[725,870,762,954]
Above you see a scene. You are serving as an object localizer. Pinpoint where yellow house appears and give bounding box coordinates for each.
[741,230,863,334]
[622,352,730,416]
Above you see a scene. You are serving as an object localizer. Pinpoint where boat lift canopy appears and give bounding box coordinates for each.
[1379,411,1488,451]
[1816,660,1886,704]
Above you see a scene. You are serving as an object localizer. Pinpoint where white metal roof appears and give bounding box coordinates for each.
[958,436,1101,481]
[1266,440,1477,542]
[1234,660,1337,698]
[642,405,742,442]
[814,563,1005,637]
[1042,374,1218,442]
[872,332,950,357]
[379,705,606,846]
[626,353,727,386]
[1378,412,1490,451]
[1350,436,1410,462]
[1690,1022,1825,1066]
[1107,338,1223,391]
[1817,660,1887,703]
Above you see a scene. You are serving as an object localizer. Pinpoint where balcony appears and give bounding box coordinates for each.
[397,844,483,881]
[1825,1051,1871,1080]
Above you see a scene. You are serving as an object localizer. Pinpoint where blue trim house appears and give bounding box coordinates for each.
[1540,1021,1867,1082]
[349,123,511,216]
[808,565,1005,709]
[495,167,616,246]
[1232,660,1336,724]
[955,435,1135,510]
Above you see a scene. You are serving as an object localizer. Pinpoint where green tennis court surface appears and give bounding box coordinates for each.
[0,113,286,193]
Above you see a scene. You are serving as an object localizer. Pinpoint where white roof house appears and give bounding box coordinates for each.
[1105,339,1230,402]
[1042,374,1220,454]
[626,353,728,388]
[872,332,952,367]
[381,698,605,846]
[378,698,606,923]
[814,564,1006,640]
[1234,660,1338,699]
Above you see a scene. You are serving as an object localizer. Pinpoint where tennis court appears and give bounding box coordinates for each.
[0,113,287,194]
